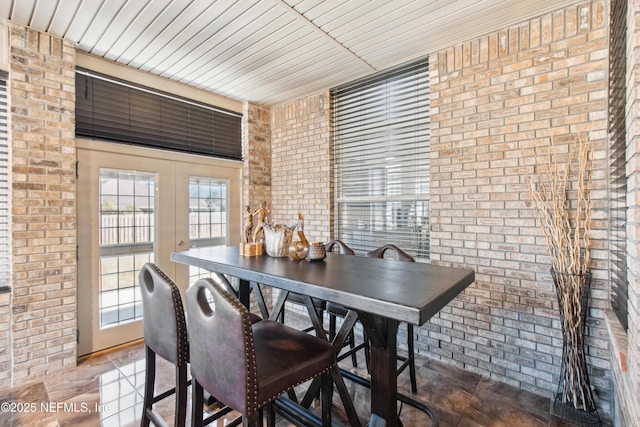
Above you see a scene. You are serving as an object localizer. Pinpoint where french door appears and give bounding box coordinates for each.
[77,139,241,355]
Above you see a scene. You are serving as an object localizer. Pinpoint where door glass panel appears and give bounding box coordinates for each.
[188,177,227,284]
[99,169,156,328]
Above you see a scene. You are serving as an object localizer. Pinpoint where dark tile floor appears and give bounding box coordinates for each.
[0,314,587,427]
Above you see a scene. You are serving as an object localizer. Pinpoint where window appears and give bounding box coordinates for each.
[188,177,228,285]
[0,71,8,291]
[188,177,227,247]
[608,0,628,331]
[332,59,430,259]
[75,69,242,160]
[99,169,155,328]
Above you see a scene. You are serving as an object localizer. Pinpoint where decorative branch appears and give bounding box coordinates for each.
[522,132,596,412]
[523,132,592,275]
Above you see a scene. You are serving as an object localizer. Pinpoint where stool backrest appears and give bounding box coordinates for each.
[324,240,355,255]
[185,278,258,417]
[139,263,188,366]
[366,244,415,262]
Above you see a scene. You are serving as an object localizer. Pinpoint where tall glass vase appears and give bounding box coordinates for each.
[550,269,601,426]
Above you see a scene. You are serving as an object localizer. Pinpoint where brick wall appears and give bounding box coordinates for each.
[269,0,616,422]
[7,24,77,382]
[0,291,9,381]
[271,93,331,243]
[242,102,272,212]
[429,0,612,419]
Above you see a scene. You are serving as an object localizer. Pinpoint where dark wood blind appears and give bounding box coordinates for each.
[608,0,628,331]
[332,58,430,259]
[75,69,242,160]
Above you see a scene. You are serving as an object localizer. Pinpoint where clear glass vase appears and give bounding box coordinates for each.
[262,223,295,257]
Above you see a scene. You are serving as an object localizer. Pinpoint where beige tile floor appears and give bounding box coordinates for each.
[0,313,590,427]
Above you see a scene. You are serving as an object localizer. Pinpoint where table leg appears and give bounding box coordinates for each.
[235,279,288,321]
[236,277,251,308]
[300,297,361,427]
[359,314,399,427]
[250,281,270,319]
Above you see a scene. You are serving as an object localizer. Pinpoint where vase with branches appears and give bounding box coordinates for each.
[523,132,600,425]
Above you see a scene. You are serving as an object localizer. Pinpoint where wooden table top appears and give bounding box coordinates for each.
[172,245,475,325]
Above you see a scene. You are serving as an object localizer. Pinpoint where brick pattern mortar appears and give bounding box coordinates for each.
[271,93,331,243]
[7,23,77,382]
[269,1,616,421]
[0,292,9,382]
[429,0,613,419]
[243,102,271,210]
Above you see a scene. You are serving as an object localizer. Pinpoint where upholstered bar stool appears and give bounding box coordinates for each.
[139,263,191,427]
[139,264,245,427]
[366,244,418,393]
[186,278,337,427]
[280,292,326,333]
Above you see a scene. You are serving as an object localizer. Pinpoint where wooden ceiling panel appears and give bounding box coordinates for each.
[2,0,583,105]
[164,3,289,82]
[47,0,82,36]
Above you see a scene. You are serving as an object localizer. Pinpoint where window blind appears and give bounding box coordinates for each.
[608,0,628,331]
[75,69,242,160]
[0,70,9,290]
[332,58,430,259]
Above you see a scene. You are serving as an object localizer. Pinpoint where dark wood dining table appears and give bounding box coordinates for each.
[171,245,475,427]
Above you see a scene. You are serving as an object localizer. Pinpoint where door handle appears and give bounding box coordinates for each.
[177,240,185,247]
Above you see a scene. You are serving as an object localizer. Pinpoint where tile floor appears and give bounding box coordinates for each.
[0,314,592,427]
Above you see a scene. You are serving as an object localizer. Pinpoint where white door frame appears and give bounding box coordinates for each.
[77,138,242,355]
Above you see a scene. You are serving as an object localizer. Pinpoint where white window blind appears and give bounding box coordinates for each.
[609,0,628,331]
[0,70,9,290]
[332,58,430,259]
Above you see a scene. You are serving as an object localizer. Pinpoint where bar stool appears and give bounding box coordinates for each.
[279,242,346,333]
[139,263,190,427]
[280,293,326,333]
[324,240,369,368]
[140,264,248,427]
[367,244,418,393]
[186,278,337,427]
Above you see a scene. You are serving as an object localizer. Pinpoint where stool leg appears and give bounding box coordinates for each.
[242,413,260,427]
[364,330,370,372]
[329,313,337,340]
[141,345,155,427]
[266,403,276,427]
[174,363,188,427]
[407,324,417,393]
[191,380,204,427]
[321,372,333,426]
[349,329,358,367]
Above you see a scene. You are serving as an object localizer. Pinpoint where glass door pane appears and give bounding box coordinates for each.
[188,177,228,284]
[99,169,156,328]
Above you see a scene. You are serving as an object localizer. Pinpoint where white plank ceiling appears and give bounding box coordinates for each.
[2,0,583,106]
